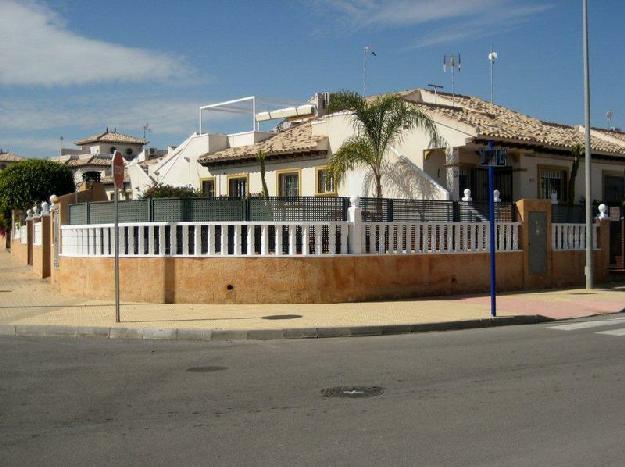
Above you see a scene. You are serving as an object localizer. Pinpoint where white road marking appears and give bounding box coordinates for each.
[596,327,625,337]
[548,318,625,331]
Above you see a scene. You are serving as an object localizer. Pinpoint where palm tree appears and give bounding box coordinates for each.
[567,143,583,205]
[326,91,444,198]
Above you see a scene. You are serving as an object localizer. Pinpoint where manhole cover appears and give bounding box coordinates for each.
[321,386,384,398]
[186,366,228,373]
[262,314,302,320]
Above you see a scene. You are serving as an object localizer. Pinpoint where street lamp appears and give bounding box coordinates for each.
[582,0,593,289]
[488,48,498,104]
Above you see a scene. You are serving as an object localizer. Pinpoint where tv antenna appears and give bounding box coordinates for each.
[427,84,444,104]
[362,46,376,96]
[606,111,614,130]
[143,123,151,140]
[488,47,498,104]
[443,53,461,104]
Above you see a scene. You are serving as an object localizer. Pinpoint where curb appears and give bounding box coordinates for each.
[0,315,553,343]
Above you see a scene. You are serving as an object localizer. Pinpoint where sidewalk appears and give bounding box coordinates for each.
[1,251,623,340]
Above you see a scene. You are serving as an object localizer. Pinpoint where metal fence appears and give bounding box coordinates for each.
[551,204,585,224]
[69,197,350,225]
[69,196,518,225]
[358,198,517,223]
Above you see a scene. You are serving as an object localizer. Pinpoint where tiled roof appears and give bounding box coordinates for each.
[198,122,328,166]
[0,152,25,162]
[65,155,111,168]
[405,91,625,156]
[75,130,147,146]
[592,128,625,145]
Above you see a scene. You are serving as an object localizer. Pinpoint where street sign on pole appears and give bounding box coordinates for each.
[479,142,508,318]
[111,151,124,323]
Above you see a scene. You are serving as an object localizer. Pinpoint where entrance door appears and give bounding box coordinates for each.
[471,167,513,202]
[528,211,547,274]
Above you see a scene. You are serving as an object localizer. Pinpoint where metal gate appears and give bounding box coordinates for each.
[471,167,513,202]
[53,211,60,268]
[609,206,624,271]
[528,211,548,274]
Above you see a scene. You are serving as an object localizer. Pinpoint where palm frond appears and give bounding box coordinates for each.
[327,91,365,115]
[327,136,375,185]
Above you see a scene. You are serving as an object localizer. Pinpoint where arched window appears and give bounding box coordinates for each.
[110,146,116,154]
[125,148,133,156]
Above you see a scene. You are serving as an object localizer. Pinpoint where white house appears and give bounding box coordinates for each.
[128,89,625,204]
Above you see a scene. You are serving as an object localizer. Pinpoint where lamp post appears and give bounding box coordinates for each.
[582,0,593,289]
[488,48,498,104]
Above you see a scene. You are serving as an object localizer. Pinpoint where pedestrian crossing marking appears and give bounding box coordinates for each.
[596,327,625,337]
[548,317,625,331]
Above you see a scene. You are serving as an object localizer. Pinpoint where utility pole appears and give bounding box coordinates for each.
[582,0,593,289]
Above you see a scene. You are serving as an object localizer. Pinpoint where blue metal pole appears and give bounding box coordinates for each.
[489,165,497,318]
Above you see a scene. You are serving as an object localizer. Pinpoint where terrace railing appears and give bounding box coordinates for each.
[552,223,599,250]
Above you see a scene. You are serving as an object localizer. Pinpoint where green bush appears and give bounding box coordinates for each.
[140,182,199,199]
[0,160,74,211]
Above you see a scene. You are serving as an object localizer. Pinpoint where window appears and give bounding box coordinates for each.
[201,178,215,197]
[316,168,336,195]
[458,166,473,194]
[604,174,624,204]
[110,146,116,154]
[125,148,134,156]
[278,171,300,197]
[538,166,567,201]
[228,176,247,197]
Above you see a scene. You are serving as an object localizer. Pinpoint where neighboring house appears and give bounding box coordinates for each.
[53,129,146,199]
[129,89,625,203]
[74,128,147,160]
[0,151,25,171]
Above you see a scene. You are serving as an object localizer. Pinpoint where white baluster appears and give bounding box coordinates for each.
[512,223,519,250]
[181,225,189,255]
[120,225,126,256]
[138,225,145,255]
[207,225,215,255]
[275,224,284,256]
[193,225,201,256]
[315,225,323,255]
[148,225,155,255]
[103,226,110,255]
[328,224,336,255]
[158,225,165,255]
[377,225,385,254]
[368,225,375,254]
[288,225,296,255]
[128,226,135,256]
[302,225,310,256]
[246,224,255,255]
[340,224,348,254]
[233,224,242,255]
[261,225,269,255]
[220,224,228,256]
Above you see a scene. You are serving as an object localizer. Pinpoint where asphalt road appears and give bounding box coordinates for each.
[2,317,625,466]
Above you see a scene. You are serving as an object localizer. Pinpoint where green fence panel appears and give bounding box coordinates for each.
[152,197,245,222]
[69,203,88,225]
[88,200,149,224]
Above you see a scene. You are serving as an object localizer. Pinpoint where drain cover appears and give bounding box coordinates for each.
[186,366,228,373]
[262,314,302,320]
[321,386,384,398]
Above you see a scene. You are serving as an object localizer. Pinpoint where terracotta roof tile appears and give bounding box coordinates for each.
[198,122,328,166]
[0,152,25,162]
[65,155,111,168]
[406,91,625,156]
[75,130,147,146]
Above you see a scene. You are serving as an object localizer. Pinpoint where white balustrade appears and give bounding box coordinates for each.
[61,222,352,258]
[20,225,27,245]
[552,223,599,250]
[33,222,42,246]
[60,220,524,258]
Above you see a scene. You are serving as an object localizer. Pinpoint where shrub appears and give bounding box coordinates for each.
[140,182,199,199]
[0,160,74,211]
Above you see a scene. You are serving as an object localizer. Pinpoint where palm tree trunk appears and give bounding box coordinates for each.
[375,173,383,198]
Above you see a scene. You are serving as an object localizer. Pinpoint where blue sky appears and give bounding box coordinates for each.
[1,0,623,157]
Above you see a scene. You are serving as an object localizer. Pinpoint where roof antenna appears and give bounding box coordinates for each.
[488,46,498,105]
[427,84,444,104]
[443,53,461,105]
[606,111,614,130]
[362,46,376,96]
